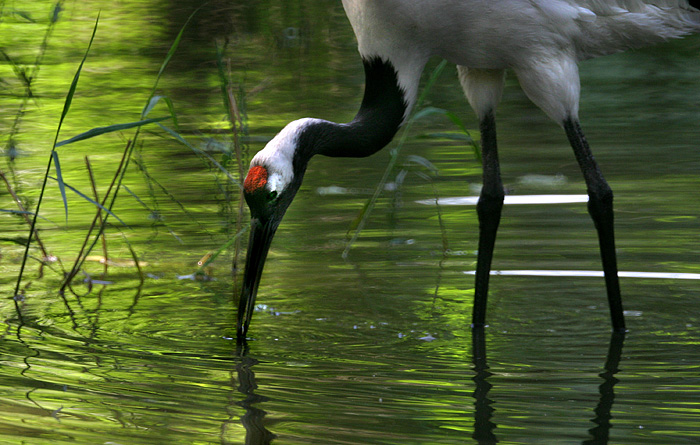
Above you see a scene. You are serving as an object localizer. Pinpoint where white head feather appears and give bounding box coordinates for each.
[249,118,321,193]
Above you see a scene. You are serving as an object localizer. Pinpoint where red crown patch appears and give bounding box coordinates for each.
[244,165,268,193]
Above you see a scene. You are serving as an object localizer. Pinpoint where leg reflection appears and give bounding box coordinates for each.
[584,331,626,444]
[223,342,276,445]
[472,327,498,444]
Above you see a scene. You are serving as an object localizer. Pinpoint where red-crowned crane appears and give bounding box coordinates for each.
[237,0,700,340]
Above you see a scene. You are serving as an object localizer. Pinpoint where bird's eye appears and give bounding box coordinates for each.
[267,190,278,201]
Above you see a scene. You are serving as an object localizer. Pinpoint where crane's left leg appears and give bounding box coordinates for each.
[564,118,626,332]
[458,67,506,328]
[473,110,504,327]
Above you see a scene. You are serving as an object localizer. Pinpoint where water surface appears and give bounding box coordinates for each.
[1,1,699,443]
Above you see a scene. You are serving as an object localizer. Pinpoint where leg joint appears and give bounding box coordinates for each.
[477,189,504,222]
[587,185,613,218]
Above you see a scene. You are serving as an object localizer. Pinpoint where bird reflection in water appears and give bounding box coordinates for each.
[222,341,276,445]
[585,331,626,444]
[471,327,497,444]
[470,329,626,444]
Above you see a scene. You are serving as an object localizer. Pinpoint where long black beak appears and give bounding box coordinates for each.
[237,217,277,341]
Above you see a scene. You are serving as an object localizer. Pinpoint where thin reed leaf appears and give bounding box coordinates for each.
[415,60,448,111]
[58,10,200,290]
[124,236,144,283]
[196,225,249,271]
[71,10,203,282]
[14,13,99,298]
[163,97,179,130]
[419,132,472,141]
[143,95,164,117]
[1,209,32,216]
[0,171,52,256]
[404,155,439,175]
[86,156,109,275]
[412,108,481,162]
[443,110,481,164]
[56,116,170,147]
[216,43,233,124]
[59,12,98,128]
[412,106,448,121]
[0,50,31,89]
[60,140,132,291]
[13,10,37,22]
[51,151,68,220]
[123,174,207,236]
[48,176,129,227]
[345,199,372,233]
[158,123,241,186]
[121,185,149,208]
[51,2,63,24]
[0,209,54,223]
[142,96,178,130]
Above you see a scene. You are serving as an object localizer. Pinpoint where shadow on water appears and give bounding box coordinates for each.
[470,328,626,445]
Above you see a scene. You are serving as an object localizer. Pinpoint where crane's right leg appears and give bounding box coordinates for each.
[458,68,506,328]
[564,118,626,332]
[514,57,626,332]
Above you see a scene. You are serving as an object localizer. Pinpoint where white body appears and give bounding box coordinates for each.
[341,0,699,121]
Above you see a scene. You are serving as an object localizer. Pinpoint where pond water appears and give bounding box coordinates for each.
[1,2,699,444]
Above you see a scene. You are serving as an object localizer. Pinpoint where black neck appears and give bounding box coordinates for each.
[298,57,408,162]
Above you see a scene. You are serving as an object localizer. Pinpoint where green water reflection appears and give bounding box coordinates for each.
[2,1,700,444]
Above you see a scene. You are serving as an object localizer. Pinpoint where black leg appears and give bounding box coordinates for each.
[472,111,504,328]
[564,118,626,332]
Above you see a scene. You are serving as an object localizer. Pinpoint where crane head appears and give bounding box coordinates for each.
[237,120,314,341]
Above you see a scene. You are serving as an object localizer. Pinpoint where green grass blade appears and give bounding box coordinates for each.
[58,12,99,130]
[56,116,170,147]
[142,95,164,117]
[51,151,68,220]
